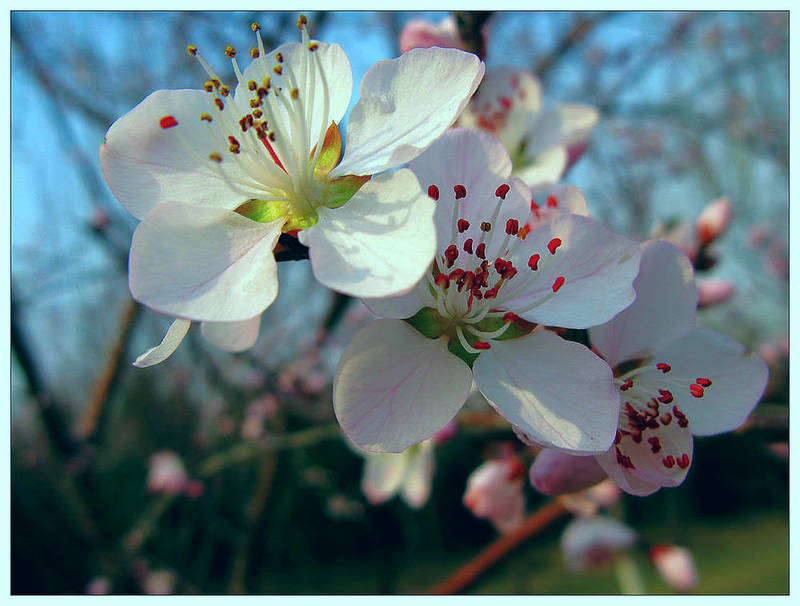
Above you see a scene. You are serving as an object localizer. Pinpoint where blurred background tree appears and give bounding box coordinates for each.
[10,11,787,595]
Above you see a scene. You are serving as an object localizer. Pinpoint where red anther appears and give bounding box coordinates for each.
[457,271,475,292]
[228,135,240,146]
[657,389,674,404]
[614,430,622,445]
[502,312,518,323]
[484,287,498,299]
[696,377,712,387]
[505,219,519,235]
[677,453,691,469]
[648,436,662,453]
[499,96,512,110]
[159,115,178,129]
[494,258,507,274]
[528,254,540,271]
[448,268,465,283]
[495,184,510,199]
[214,98,225,111]
[620,380,633,391]
[502,266,518,280]
[454,184,467,199]
[546,195,558,208]
[444,244,459,268]
[656,363,671,373]
[427,185,439,200]
[552,276,565,292]
[677,417,689,428]
[463,238,473,254]
[471,288,483,300]
[547,238,562,254]
[518,225,530,239]
[434,273,450,289]
[690,384,705,398]
[458,219,470,233]
[616,448,635,469]
[476,243,486,259]
[660,412,672,426]
[473,341,491,350]
[662,455,675,469]
[672,406,686,418]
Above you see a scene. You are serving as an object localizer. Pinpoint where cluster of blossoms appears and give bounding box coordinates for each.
[101,15,769,554]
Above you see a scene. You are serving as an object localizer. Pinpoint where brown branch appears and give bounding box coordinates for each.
[454,11,494,60]
[429,500,569,595]
[535,14,608,79]
[75,297,142,441]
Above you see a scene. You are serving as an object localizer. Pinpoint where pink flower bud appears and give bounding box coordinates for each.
[561,516,636,571]
[529,449,607,495]
[560,480,622,517]
[463,458,525,534]
[433,418,458,444]
[185,479,205,499]
[399,17,467,54]
[651,545,698,591]
[142,570,176,595]
[85,576,112,595]
[696,279,735,308]
[147,451,188,495]
[696,196,732,246]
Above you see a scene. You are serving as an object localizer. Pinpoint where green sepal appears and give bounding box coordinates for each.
[477,315,538,341]
[313,122,343,177]
[321,174,371,209]
[447,337,480,368]
[405,307,449,339]
[235,199,317,232]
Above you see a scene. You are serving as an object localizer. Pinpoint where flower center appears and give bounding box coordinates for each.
[158,16,368,232]
[407,182,567,364]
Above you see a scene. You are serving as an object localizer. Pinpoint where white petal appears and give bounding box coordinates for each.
[133,318,191,367]
[400,440,436,509]
[100,89,261,220]
[503,214,641,329]
[361,451,410,505]
[333,320,473,452]
[200,314,261,352]
[129,202,283,322]
[300,169,436,298]
[557,103,599,148]
[513,145,568,192]
[234,40,352,162]
[595,413,694,493]
[473,330,620,454]
[407,128,531,266]
[529,449,608,496]
[361,284,428,320]
[331,47,484,177]
[590,239,697,368]
[527,184,591,226]
[644,328,769,436]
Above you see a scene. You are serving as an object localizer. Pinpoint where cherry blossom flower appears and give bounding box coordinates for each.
[561,515,637,571]
[100,16,484,365]
[695,195,732,246]
[334,129,641,453]
[463,457,526,534]
[359,439,435,509]
[696,278,735,308]
[399,16,467,54]
[650,545,698,591]
[459,67,598,192]
[588,239,769,496]
[529,448,608,496]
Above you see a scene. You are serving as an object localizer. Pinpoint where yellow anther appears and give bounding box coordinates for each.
[268,131,276,141]
[219,85,230,97]
[210,77,221,89]
[273,65,283,75]
[200,113,213,122]
[209,152,222,163]
[262,76,271,89]
[252,109,263,118]
[251,21,261,32]
[224,45,237,58]
[308,42,319,52]
[298,14,308,30]
[250,47,260,58]
[248,80,257,91]
[290,88,299,99]
[249,98,261,108]
[186,45,198,56]
[204,81,214,92]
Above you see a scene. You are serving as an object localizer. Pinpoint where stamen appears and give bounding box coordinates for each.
[528,254,540,270]
[656,363,671,373]
[475,243,486,259]
[495,184,510,199]
[547,195,558,208]
[552,276,565,292]
[427,185,439,200]
[458,219,470,233]
[454,184,467,199]
[463,239,473,254]
[547,238,562,255]
[696,377,712,387]
[159,115,178,129]
[186,45,198,56]
[224,45,237,58]
[689,384,705,398]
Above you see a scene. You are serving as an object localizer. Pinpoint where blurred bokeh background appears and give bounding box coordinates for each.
[11,11,788,594]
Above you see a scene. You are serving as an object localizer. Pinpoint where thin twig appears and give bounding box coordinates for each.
[430,500,569,595]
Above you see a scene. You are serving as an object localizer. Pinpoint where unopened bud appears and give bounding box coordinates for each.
[529,448,607,495]
[696,196,732,246]
[650,545,698,591]
[696,279,735,308]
